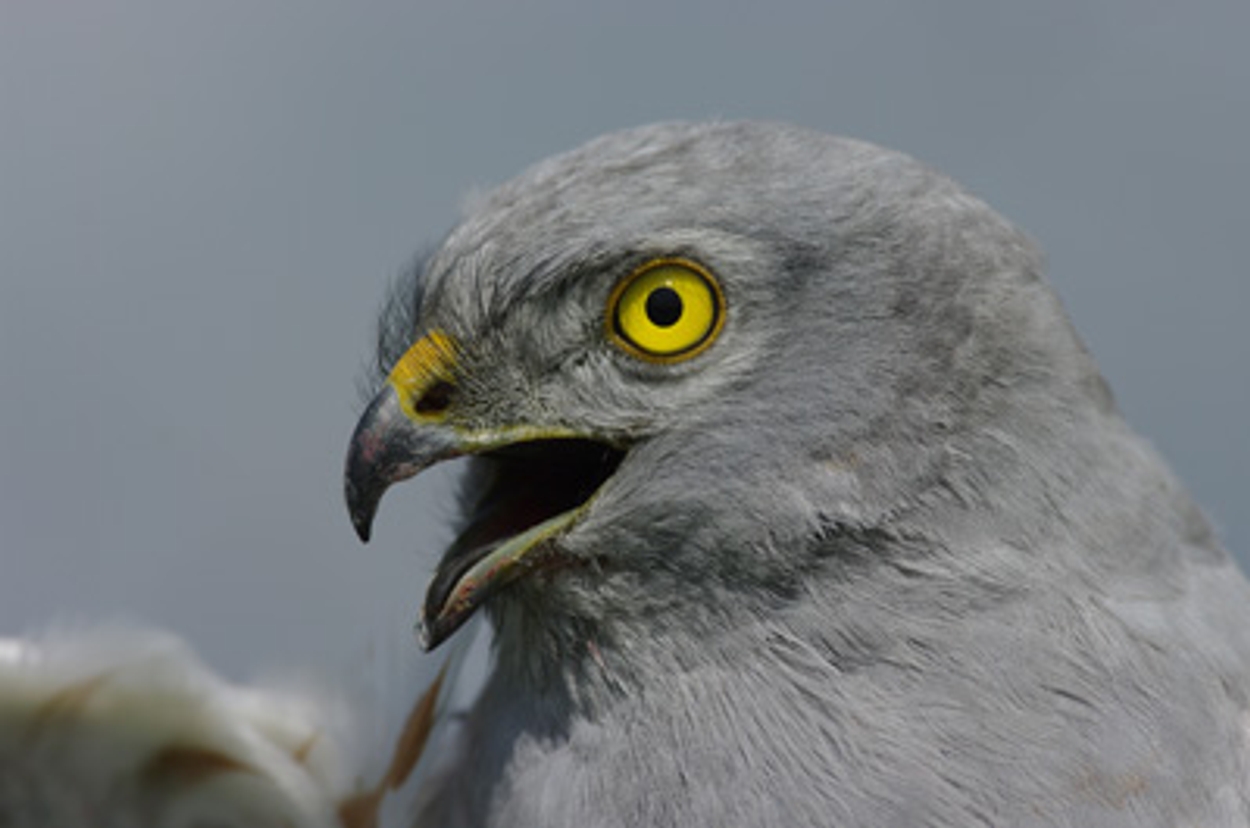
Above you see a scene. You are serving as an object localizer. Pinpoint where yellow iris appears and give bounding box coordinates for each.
[608,259,726,361]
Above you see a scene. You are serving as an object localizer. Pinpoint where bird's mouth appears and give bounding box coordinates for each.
[344,330,627,650]
[420,439,625,648]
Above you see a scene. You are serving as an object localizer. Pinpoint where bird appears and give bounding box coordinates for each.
[345,121,1250,827]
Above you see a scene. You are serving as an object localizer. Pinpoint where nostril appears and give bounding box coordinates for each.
[415,380,455,416]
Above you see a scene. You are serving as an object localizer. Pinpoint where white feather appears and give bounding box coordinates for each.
[0,619,477,828]
[0,625,358,828]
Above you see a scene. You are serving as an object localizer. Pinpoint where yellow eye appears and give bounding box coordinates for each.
[607,258,726,362]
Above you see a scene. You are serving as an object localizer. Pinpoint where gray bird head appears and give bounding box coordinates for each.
[346,122,1120,669]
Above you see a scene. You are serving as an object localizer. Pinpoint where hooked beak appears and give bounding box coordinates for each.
[345,330,625,650]
[345,331,461,542]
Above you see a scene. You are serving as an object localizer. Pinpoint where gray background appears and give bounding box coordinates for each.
[2,1,1247,683]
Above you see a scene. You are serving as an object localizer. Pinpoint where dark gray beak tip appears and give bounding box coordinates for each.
[344,433,383,543]
[348,496,374,543]
[343,382,460,547]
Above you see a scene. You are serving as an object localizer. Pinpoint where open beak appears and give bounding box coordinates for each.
[345,330,624,650]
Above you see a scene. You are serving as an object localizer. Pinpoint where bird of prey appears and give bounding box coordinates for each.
[346,121,1250,827]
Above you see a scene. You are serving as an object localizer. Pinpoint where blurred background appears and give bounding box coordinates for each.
[2,0,1247,685]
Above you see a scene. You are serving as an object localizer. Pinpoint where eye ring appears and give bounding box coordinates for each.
[605,258,727,363]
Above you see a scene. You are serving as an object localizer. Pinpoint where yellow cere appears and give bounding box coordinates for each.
[609,258,726,361]
[386,329,459,421]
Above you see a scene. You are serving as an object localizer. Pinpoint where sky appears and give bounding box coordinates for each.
[1,0,1247,687]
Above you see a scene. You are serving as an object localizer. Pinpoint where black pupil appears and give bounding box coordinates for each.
[645,286,683,327]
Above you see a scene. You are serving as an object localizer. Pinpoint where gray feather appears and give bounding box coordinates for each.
[385,122,1250,827]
